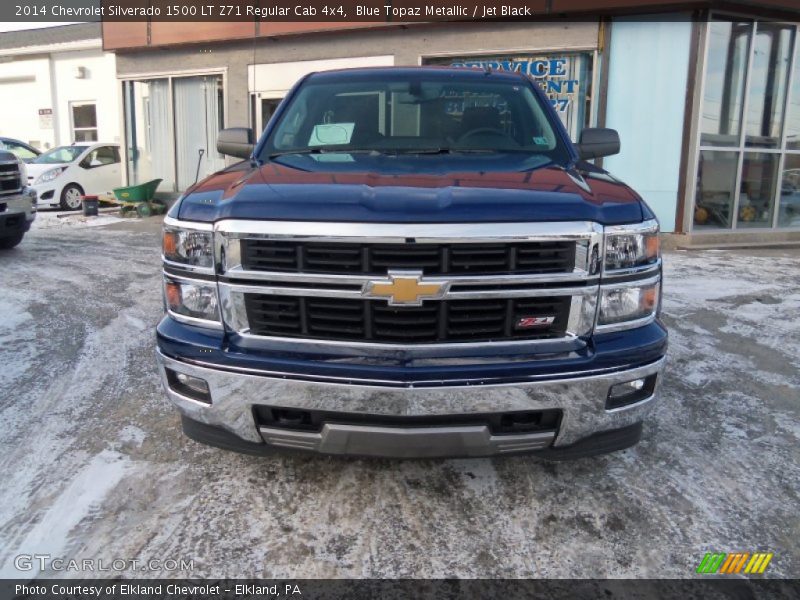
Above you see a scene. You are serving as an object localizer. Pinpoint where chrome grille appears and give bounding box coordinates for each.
[0,161,22,195]
[241,239,576,275]
[243,294,571,343]
[211,220,604,347]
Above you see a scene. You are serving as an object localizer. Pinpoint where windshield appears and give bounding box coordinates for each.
[0,140,38,160]
[32,146,88,164]
[261,74,569,163]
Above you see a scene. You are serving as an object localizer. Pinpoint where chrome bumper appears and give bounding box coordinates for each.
[1,188,37,223]
[156,351,666,458]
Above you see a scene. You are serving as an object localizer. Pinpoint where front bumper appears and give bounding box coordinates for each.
[31,185,58,208]
[157,350,666,458]
[0,188,36,236]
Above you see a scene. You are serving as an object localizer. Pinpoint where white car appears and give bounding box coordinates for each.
[28,143,121,210]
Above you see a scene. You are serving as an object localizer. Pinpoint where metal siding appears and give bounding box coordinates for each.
[602,17,693,232]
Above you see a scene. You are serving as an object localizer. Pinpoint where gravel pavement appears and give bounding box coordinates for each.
[0,212,797,579]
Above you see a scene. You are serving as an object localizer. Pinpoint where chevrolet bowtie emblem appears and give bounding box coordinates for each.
[364,271,447,306]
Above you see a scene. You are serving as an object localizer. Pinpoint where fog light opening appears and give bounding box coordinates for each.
[166,368,211,404]
[498,412,542,433]
[272,408,313,428]
[606,374,657,410]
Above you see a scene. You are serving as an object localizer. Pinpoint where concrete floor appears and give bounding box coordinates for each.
[0,213,797,579]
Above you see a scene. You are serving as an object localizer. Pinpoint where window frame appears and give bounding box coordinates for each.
[70,101,99,143]
[688,14,800,232]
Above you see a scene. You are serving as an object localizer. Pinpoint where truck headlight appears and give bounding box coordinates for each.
[35,166,66,184]
[163,226,214,269]
[598,280,660,327]
[604,220,660,272]
[164,276,220,324]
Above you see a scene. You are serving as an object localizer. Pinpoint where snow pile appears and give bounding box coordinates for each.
[32,210,125,230]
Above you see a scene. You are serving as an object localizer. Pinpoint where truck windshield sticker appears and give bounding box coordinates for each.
[310,153,356,163]
[308,123,355,146]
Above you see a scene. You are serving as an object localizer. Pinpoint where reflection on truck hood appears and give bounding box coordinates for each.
[177,153,645,224]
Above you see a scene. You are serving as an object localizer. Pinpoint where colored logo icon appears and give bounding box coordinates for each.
[696,552,774,574]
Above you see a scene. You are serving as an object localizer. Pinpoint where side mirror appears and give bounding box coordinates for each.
[217,127,254,159]
[576,128,620,160]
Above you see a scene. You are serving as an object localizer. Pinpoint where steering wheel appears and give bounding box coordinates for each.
[457,127,516,144]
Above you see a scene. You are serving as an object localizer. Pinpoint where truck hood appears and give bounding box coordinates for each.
[177,153,645,224]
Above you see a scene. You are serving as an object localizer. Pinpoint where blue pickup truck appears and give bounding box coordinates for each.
[156,66,667,459]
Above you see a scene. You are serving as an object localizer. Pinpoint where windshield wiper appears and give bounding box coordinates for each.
[268,147,548,159]
[385,147,552,155]
[387,147,495,155]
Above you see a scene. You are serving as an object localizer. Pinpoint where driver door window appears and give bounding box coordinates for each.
[81,146,120,168]
[80,146,121,192]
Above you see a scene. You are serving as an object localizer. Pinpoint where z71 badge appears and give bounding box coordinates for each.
[516,316,556,329]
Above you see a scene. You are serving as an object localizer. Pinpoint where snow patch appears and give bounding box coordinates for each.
[0,450,132,577]
[32,211,125,230]
[0,298,33,333]
[124,314,147,331]
[0,297,37,386]
[119,425,147,447]
[446,460,499,496]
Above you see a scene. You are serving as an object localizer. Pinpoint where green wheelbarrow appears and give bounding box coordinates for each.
[111,178,166,217]
[113,178,162,202]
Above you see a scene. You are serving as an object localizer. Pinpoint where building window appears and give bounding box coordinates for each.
[423,52,595,141]
[693,18,800,230]
[700,21,751,148]
[71,102,98,142]
[251,95,283,135]
[778,154,800,226]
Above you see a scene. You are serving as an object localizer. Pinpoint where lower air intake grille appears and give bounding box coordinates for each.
[244,294,571,343]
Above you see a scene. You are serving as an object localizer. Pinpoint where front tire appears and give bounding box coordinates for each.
[60,184,84,211]
[0,234,24,250]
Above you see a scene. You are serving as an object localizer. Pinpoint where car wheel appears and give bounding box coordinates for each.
[60,184,84,210]
[0,234,24,250]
